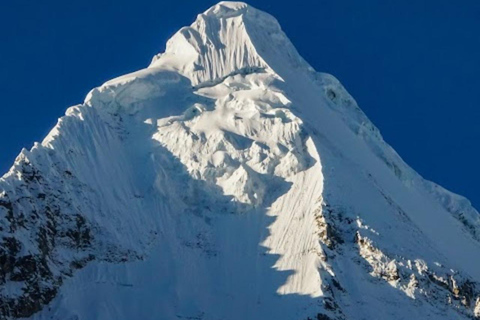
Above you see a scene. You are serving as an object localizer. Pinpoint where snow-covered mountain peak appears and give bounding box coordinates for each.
[202,1,250,18]
[149,1,306,86]
[2,2,480,320]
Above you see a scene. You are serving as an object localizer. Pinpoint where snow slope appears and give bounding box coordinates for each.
[1,2,480,319]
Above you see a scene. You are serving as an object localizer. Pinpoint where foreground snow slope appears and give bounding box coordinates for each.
[1,2,480,319]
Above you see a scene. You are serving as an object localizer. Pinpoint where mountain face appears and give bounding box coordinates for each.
[1,2,480,319]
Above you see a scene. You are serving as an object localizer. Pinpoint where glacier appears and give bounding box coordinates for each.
[1,2,480,319]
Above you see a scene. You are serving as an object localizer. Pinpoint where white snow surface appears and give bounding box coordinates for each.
[1,2,480,319]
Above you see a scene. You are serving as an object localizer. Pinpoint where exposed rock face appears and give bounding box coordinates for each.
[0,132,141,319]
[314,200,480,319]
[0,155,94,318]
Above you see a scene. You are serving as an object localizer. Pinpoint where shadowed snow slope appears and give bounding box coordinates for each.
[1,2,480,320]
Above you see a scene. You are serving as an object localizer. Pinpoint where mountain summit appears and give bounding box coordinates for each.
[1,2,480,319]
[148,1,308,87]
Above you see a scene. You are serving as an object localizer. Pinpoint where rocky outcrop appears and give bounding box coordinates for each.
[313,200,480,320]
[0,154,96,318]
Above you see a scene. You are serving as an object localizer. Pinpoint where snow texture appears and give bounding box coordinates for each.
[1,2,480,319]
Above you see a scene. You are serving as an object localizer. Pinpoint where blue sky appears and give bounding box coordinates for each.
[1,0,479,207]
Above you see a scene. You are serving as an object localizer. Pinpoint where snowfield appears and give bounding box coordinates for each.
[1,2,480,319]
